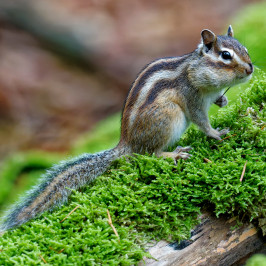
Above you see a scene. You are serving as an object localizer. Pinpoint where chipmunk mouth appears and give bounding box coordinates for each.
[240,63,253,79]
[237,74,252,84]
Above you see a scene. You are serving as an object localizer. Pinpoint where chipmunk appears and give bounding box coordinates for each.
[0,26,253,232]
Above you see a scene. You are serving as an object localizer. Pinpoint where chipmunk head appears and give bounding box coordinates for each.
[194,25,253,90]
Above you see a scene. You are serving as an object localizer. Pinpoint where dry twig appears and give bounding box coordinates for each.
[204,158,212,163]
[60,205,80,223]
[218,134,237,143]
[107,209,120,241]
[49,246,56,252]
[39,254,47,264]
[49,247,65,254]
[240,161,247,182]
[58,248,65,254]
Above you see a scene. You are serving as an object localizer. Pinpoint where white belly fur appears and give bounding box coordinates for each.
[168,110,189,147]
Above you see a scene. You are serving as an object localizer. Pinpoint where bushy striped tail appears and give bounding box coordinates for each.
[0,146,127,232]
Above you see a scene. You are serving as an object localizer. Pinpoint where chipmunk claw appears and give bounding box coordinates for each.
[216,128,230,136]
[172,146,192,163]
[160,146,192,164]
[174,152,192,163]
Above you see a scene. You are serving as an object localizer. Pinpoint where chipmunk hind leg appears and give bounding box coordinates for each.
[127,92,190,160]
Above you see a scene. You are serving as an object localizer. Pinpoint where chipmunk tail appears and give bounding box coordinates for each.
[0,145,129,233]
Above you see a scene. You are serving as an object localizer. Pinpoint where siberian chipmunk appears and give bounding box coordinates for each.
[0,26,253,232]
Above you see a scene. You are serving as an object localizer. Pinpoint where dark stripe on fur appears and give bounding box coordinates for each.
[139,66,190,111]
[122,56,189,115]
[121,55,190,141]
[140,79,175,109]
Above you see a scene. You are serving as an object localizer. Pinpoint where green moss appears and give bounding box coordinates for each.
[0,69,265,265]
[246,254,266,266]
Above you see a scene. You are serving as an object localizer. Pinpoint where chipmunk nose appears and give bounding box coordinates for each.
[246,63,253,75]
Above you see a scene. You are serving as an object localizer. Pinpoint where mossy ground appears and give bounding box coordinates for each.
[0,69,265,265]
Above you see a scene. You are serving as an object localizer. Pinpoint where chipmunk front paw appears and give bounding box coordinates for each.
[216,128,230,136]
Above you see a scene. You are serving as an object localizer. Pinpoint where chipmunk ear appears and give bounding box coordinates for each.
[201,29,216,51]
[227,25,234,37]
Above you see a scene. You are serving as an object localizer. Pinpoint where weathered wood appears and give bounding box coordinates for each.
[142,213,265,266]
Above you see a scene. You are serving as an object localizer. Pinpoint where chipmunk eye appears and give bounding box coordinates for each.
[221,51,232,60]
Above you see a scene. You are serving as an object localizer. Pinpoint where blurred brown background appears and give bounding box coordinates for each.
[0,0,262,159]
